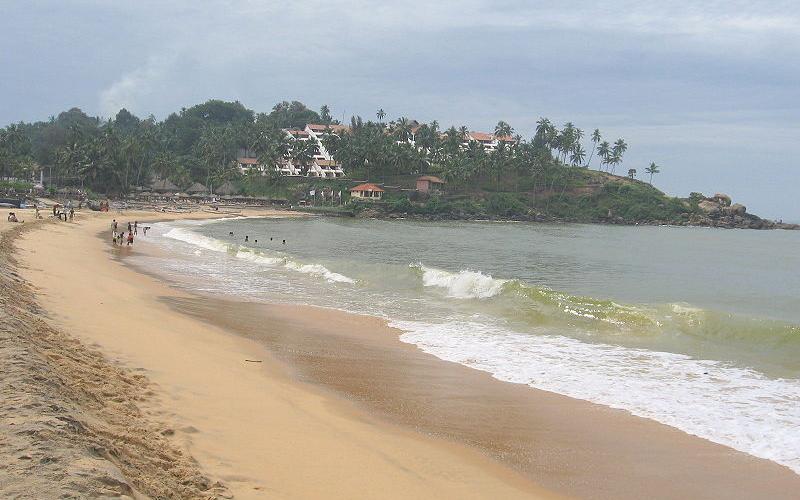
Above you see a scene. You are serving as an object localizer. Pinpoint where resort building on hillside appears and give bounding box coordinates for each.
[416,175,445,194]
[349,183,384,200]
[462,132,516,152]
[236,156,264,175]
[236,124,349,178]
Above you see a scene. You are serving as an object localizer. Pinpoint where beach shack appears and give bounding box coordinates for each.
[349,183,384,201]
[415,175,445,194]
[185,182,209,196]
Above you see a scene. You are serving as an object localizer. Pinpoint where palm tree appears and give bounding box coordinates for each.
[645,162,660,185]
[597,141,611,172]
[376,108,386,122]
[494,121,513,139]
[394,117,412,142]
[611,138,627,175]
[570,144,586,166]
[587,129,601,167]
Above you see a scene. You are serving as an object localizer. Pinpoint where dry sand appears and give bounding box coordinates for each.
[9,208,549,499]
[0,210,226,498]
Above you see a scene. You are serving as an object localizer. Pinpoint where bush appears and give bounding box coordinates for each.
[486,193,527,216]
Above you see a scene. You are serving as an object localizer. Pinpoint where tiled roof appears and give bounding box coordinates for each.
[417,175,445,184]
[350,183,384,192]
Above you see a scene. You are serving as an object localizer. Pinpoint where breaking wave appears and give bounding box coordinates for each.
[163,227,355,284]
[392,318,800,474]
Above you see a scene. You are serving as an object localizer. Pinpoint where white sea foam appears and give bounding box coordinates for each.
[415,264,507,299]
[391,318,800,474]
[284,261,356,284]
[163,226,355,284]
[164,227,231,253]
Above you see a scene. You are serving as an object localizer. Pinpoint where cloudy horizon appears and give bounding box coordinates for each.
[2,0,798,220]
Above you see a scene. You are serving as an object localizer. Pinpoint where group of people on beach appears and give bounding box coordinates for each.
[112,219,149,246]
[52,204,74,222]
[6,204,74,224]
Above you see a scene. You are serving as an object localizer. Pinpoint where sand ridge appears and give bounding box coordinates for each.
[0,214,227,499]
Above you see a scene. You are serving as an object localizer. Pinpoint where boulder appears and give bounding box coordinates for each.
[697,200,721,215]
[728,203,746,216]
[712,193,732,206]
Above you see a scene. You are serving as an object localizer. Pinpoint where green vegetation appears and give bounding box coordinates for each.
[0,98,691,224]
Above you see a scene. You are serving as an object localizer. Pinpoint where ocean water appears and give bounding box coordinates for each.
[131,216,800,474]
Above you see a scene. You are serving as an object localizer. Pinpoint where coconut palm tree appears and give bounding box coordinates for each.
[376,108,386,122]
[645,162,660,185]
[587,129,601,167]
[570,144,586,166]
[611,138,627,175]
[494,121,513,139]
[597,141,611,172]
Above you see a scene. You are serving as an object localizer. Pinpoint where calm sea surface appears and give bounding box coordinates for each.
[132,217,800,474]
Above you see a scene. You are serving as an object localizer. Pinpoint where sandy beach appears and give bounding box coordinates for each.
[4,208,548,499]
[4,207,800,499]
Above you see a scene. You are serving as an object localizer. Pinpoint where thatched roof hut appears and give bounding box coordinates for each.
[151,178,180,193]
[186,182,209,194]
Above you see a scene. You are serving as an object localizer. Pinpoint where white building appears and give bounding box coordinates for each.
[462,131,516,152]
[236,124,348,178]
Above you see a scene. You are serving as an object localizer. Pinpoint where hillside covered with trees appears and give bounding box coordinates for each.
[1,99,788,228]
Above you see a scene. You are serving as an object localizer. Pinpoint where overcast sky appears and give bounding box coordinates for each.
[1,0,798,220]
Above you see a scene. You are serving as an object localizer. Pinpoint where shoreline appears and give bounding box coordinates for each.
[321,210,800,230]
[9,208,800,498]
[13,209,550,499]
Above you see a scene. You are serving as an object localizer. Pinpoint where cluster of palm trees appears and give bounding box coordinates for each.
[1,100,664,197]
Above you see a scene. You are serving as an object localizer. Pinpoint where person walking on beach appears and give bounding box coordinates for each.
[112,219,118,234]
[69,208,74,221]
[127,231,134,246]
[128,222,132,233]
[134,221,138,235]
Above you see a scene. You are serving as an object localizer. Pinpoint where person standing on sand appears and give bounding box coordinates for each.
[112,219,118,234]
[134,221,138,235]
[69,208,74,221]
[128,222,132,233]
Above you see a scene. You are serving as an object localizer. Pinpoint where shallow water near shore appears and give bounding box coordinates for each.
[131,216,800,474]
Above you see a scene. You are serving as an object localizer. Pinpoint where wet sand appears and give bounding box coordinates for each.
[16,209,550,499]
[164,298,800,500]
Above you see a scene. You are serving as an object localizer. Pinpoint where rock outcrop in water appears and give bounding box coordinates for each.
[687,193,797,230]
